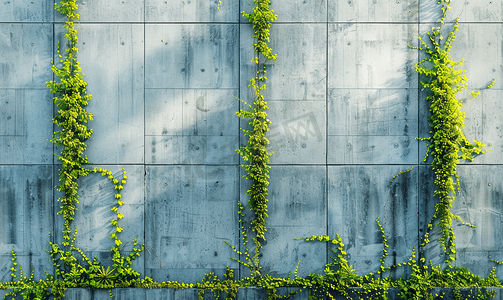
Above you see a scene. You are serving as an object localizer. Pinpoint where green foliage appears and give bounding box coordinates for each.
[1,0,501,299]
[46,0,93,245]
[196,267,239,300]
[9,248,17,281]
[234,0,277,277]
[295,231,501,300]
[46,167,144,293]
[410,0,488,263]
[389,167,414,187]
[3,169,145,299]
[487,79,497,88]
[295,220,393,300]
[394,249,499,300]
[469,91,480,98]
[226,201,262,277]
[0,2,145,299]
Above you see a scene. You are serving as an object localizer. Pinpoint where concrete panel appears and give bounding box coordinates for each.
[449,24,503,91]
[450,24,503,164]
[328,89,418,164]
[240,24,326,102]
[452,166,503,278]
[146,0,238,22]
[419,165,503,279]
[145,289,199,300]
[63,288,307,300]
[262,101,326,164]
[145,88,239,165]
[236,288,268,300]
[429,288,502,300]
[0,166,54,254]
[329,0,418,22]
[0,24,52,88]
[145,89,239,137]
[54,0,144,22]
[110,289,146,300]
[145,166,239,283]
[328,136,417,165]
[64,288,92,300]
[0,0,53,22]
[328,166,418,277]
[241,0,327,22]
[417,89,431,165]
[53,165,145,276]
[145,25,239,89]
[328,89,418,136]
[55,24,145,164]
[418,165,446,267]
[420,0,503,23]
[0,89,53,164]
[0,166,53,281]
[240,166,326,278]
[146,136,238,165]
[461,90,503,164]
[92,289,116,300]
[147,288,306,300]
[328,24,418,89]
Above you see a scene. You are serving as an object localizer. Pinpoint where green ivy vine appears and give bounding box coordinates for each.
[410,0,490,264]
[0,1,145,299]
[232,0,277,277]
[1,0,502,299]
[47,0,93,246]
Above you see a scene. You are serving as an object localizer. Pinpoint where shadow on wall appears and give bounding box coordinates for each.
[48,23,242,283]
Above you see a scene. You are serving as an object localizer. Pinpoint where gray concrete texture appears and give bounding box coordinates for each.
[1,0,503,289]
[3,287,503,300]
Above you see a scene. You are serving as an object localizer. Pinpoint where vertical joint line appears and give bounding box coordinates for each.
[237,3,242,280]
[416,0,421,258]
[143,2,147,277]
[325,0,329,267]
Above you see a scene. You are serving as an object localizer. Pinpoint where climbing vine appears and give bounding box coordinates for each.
[295,224,500,300]
[47,0,93,246]
[1,0,502,299]
[0,1,144,299]
[233,0,277,277]
[410,0,490,263]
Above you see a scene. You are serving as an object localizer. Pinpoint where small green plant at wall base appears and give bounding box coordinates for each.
[410,0,489,264]
[47,168,144,290]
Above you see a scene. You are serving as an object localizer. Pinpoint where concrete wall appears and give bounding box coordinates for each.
[1,0,503,285]
[2,288,503,300]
